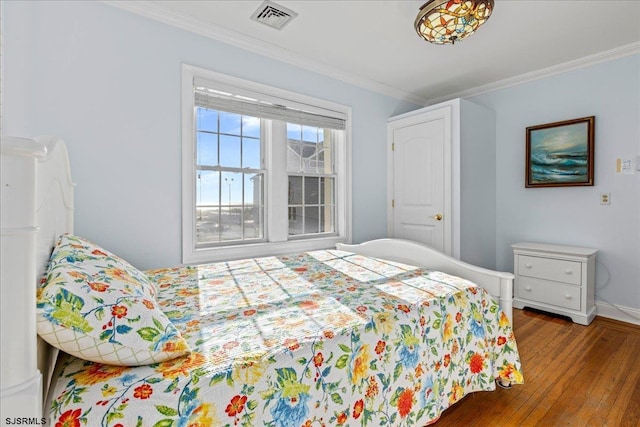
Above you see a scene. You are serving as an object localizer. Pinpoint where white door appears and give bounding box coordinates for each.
[390,109,450,254]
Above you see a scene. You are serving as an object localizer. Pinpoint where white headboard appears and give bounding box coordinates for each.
[0,136,74,420]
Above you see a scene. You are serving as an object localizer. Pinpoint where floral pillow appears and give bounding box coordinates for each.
[36,234,191,366]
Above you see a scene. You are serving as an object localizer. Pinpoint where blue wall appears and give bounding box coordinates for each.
[2,1,419,269]
[469,54,640,311]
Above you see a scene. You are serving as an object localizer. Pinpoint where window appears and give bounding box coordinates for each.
[182,65,351,263]
[286,124,335,237]
[195,109,264,246]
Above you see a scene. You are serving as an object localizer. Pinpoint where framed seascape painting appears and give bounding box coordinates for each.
[526,116,595,188]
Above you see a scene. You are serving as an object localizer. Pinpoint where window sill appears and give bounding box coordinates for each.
[183,236,349,265]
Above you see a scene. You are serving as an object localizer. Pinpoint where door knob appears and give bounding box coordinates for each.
[432,214,443,221]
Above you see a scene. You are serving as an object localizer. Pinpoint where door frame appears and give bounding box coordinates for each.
[387,104,455,256]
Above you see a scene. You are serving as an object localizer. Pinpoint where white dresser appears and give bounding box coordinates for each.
[512,242,597,325]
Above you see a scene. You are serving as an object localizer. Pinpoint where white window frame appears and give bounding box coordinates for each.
[182,64,352,264]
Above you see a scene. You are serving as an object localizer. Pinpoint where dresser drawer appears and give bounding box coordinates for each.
[517,255,581,285]
[516,276,581,311]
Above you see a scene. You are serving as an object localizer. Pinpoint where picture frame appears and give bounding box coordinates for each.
[526,116,595,188]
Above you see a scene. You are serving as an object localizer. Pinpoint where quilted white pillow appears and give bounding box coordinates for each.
[36,234,191,366]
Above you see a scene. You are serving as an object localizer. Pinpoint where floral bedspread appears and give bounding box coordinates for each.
[48,250,523,427]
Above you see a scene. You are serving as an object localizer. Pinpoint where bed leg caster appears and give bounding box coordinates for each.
[496,378,512,389]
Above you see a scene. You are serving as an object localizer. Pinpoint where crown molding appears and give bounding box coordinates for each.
[102,1,429,106]
[102,1,638,108]
[425,41,640,105]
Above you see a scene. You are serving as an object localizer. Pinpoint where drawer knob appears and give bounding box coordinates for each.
[565,269,573,275]
[564,294,572,300]
[525,263,532,269]
[524,286,532,291]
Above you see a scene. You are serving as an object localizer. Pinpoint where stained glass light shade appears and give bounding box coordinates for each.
[415,0,494,45]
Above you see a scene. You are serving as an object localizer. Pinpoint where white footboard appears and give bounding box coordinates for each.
[337,239,514,322]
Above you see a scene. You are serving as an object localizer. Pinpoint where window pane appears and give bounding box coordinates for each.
[287,142,302,172]
[304,206,320,234]
[303,155,317,174]
[220,172,241,206]
[301,143,320,173]
[320,177,334,204]
[319,139,333,173]
[242,137,261,169]
[220,207,242,241]
[196,108,217,132]
[287,123,301,140]
[220,135,241,168]
[244,173,263,206]
[196,170,219,206]
[288,207,303,236]
[288,176,302,204]
[196,132,217,166]
[320,206,335,233]
[220,111,241,134]
[196,206,220,244]
[244,206,262,239]
[196,169,265,246]
[304,177,319,204]
[242,116,260,138]
[300,143,317,159]
[302,126,319,143]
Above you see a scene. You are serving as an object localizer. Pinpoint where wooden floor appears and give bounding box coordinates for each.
[434,308,640,427]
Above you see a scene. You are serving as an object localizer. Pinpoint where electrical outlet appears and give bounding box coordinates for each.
[600,193,611,205]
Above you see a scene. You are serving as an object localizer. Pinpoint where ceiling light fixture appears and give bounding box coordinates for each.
[415,0,494,45]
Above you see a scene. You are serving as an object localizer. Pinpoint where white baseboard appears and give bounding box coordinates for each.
[596,301,640,326]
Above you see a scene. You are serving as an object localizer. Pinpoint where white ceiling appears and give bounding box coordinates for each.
[112,1,640,105]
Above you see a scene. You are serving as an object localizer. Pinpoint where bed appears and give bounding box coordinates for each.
[0,136,523,426]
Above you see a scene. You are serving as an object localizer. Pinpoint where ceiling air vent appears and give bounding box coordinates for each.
[250,0,298,30]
